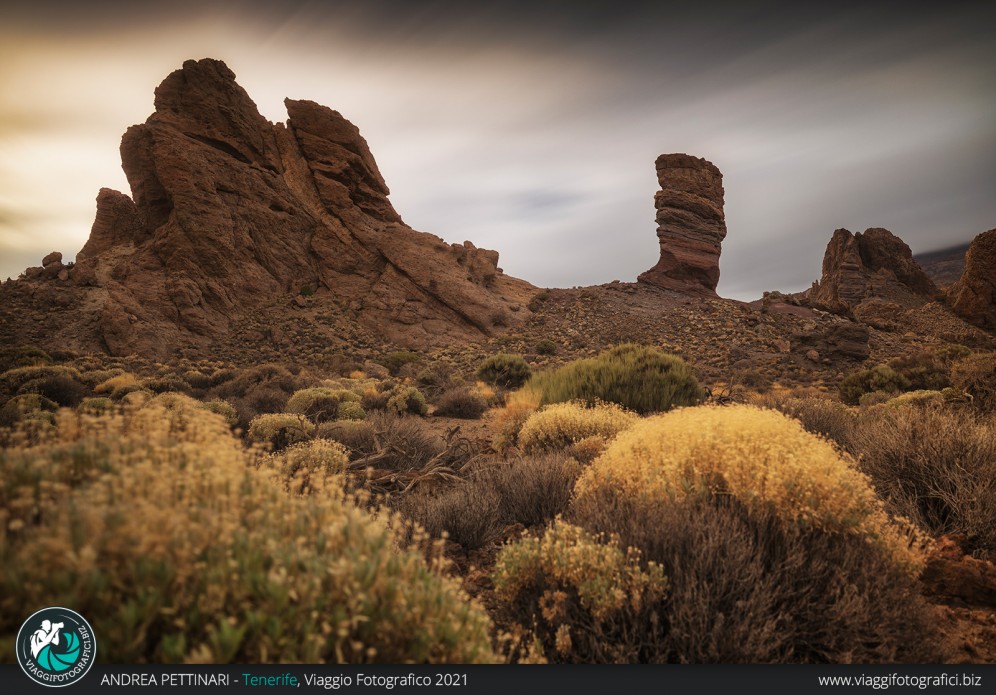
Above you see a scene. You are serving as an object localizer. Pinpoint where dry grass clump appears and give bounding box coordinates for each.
[399,454,582,548]
[433,386,488,419]
[527,344,705,414]
[575,405,925,574]
[0,406,497,663]
[566,491,942,663]
[518,401,637,454]
[754,394,857,452]
[317,420,377,457]
[493,520,669,663]
[491,387,541,453]
[951,352,996,412]
[848,404,996,555]
[247,413,315,449]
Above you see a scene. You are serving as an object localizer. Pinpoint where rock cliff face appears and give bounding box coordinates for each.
[808,227,937,314]
[950,229,996,331]
[9,59,533,358]
[638,154,726,295]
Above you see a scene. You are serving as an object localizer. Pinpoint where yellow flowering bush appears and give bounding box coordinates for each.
[575,404,925,573]
[518,401,638,454]
[0,406,497,663]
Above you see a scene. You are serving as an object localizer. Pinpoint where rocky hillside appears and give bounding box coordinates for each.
[915,242,970,289]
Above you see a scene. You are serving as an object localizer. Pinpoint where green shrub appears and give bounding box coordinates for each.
[477,354,531,389]
[200,399,238,427]
[0,393,58,427]
[286,387,361,423]
[518,401,637,454]
[1,365,82,394]
[335,401,367,421]
[527,344,704,414]
[535,339,558,356]
[0,406,497,663]
[493,520,669,663]
[387,387,428,417]
[77,397,114,415]
[839,365,910,406]
[16,374,87,407]
[376,351,423,376]
[247,413,315,449]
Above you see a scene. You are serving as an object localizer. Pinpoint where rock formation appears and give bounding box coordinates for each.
[638,154,726,295]
[807,227,937,314]
[949,229,996,331]
[3,59,533,358]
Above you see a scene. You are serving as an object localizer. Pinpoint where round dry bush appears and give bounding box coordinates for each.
[527,344,704,414]
[575,404,925,574]
[0,406,497,663]
[247,413,315,450]
[77,397,115,415]
[518,401,637,454]
[286,387,360,423]
[386,387,428,417]
[848,405,996,554]
[0,393,59,428]
[317,420,376,458]
[493,520,669,663]
[399,483,504,550]
[951,352,996,413]
[566,490,943,663]
[476,454,582,528]
[433,387,488,419]
[758,395,858,452]
[16,374,87,407]
[265,439,349,495]
[335,400,367,421]
[200,399,238,427]
[1,365,82,396]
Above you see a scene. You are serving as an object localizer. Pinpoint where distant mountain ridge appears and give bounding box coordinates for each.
[914,242,970,289]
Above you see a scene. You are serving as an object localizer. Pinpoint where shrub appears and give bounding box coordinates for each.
[415,364,454,399]
[535,339,558,356]
[848,406,996,554]
[0,393,58,428]
[887,351,953,391]
[386,387,428,417]
[247,413,314,450]
[527,344,704,414]
[758,395,857,453]
[2,365,82,394]
[213,363,297,400]
[336,401,367,421]
[376,351,422,376]
[200,399,238,427]
[575,405,925,574]
[183,370,214,390]
[16,374,87,407]
[518,401,637,454]
[360,413,443,471]
[477,454,581,528]
[361,387,390,412]
[399,483,503,550]
[477,354,531,389]
[433,387,488,419]
[286,387,361,423]
[77,397,114,415]
[884,390,946,409]
[94,372,139,398]
[491,387,541,452]
[0,346,52,372]
[839,365,910,406]
[0,407,497,663]
[316,420,376,457]
[951,352,996,412]
[143,373,191,395]
[567,491,942,663]
[265,439,349,495]
[493,520,669,663]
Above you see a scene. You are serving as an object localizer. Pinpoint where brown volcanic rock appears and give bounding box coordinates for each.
[8,58,533,358]
[638,154,726,295]
[950,229,996,331]
[808,227,938,314]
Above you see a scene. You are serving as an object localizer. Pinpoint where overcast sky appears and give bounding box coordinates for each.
[1,1,994,299]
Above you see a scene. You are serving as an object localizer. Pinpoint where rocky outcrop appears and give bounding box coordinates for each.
[10,58,533,358]
[949,229,996,331]
[638,154,726,295]
[922,535,996,608]
[808,228,938,314]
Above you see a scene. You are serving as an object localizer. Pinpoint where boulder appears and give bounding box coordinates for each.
[949,229,996,331]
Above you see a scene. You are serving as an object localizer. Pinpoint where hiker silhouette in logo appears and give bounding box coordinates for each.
[30,619,64,659]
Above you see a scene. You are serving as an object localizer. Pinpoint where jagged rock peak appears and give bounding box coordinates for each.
[14,58,533,358]
[808,227,938,313]
[950,228,996,330]
[638,153,726,295]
